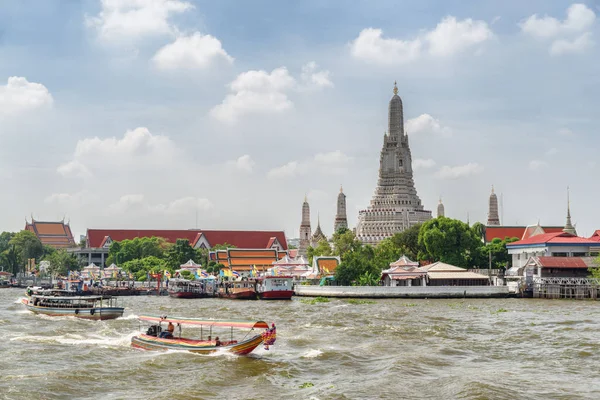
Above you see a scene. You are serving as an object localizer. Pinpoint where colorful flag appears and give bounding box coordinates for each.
[164,270,171,278]
[219,269,224,277]
[201,271,208,278]
[232,270,240,278]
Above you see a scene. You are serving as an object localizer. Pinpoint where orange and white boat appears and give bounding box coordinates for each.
[131,315,276,355]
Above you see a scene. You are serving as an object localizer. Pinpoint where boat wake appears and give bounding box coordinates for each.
[10,332,137,347]
[118,313,139,320]
[301,349,323,358]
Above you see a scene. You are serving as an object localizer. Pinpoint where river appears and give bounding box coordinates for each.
[1,288,599,399]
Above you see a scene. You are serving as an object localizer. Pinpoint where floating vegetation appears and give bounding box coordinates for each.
[301,297,330,305]
[299,382,314,389]
[346,299,375,305]
[491,308,509,314]
[403,303,417,307]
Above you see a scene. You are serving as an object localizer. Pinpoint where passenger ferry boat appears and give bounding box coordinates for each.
[167,279,211,298]
[256,276,294,300]
[131,315,276,355]
[218,280,257,300]
[22,293,124,320]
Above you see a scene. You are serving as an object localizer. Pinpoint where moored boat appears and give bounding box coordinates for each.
[21,293,124,320]
[167,278,210,299]
[131,315,276,355]
[256,276,294,300]
[218,281,257,300]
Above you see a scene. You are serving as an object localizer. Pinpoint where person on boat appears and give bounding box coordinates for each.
[167,322,175,337]
[215,337,221,346]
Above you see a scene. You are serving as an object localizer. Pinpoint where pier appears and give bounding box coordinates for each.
[294,285,510,298]
[533,278,600,299]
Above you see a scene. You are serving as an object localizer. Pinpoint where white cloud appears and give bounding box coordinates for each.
[267,150,352,179]
[545,148,558,156]
[0,76,53,117]
[435,163,483,179]
[210,67,296,124]
[267,161,302,179]
[413,158,437,171]
[228,154,255,173]
[520,3,596,38]
[425,16,493,57]
[350,28,423,65]
[86,0,193,41]
[109,194,212,215]
[350,16,492,65]
[529,160,549,170]
[300,62,333,89]
[57,127,178,178]
[152,32,234,70]
[44,191,89,206]
[406,114,451,136]
[558,128,574,136]
[550,32,593,55]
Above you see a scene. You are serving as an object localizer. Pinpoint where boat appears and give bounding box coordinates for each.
[256,276,294,300]
[167,278,211,298]
[218,280,257,300]
[21,293,124,320]
[131,315,276,355]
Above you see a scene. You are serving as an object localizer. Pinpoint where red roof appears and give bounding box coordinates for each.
[537,257,588,269]
[86,229,287,250]
[508,231,599,247]
[485,226,564,243]
[590,230,600,242]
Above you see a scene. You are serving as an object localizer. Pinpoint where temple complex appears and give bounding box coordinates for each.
[334,186,348,233]
[25,218,76,249]
[355,82,432,245]
[487,186,500,225]
[311,216,327,246]
[298,196,312,257]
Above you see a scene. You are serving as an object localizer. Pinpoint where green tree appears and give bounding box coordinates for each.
[44,249,79,277]
[9,230,43,268]
[211,243,237,250]
[0,232,15,254]
[418,217,483,268]
[483,237,519,269]
[335,245,378,285]
[1,244,21,275]
[307,239,332,264]
[121,256,167,276]
[331,229,361,260]
[389,224,422,260]
[589,256,600,279]
[471,222,486,243]
[165,239,198,269]
[106,236,169,265]
[373,237,401,271]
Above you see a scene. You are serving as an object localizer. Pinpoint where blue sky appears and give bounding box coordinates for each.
[0,0,598,240]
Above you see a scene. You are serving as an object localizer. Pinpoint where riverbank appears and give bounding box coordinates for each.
[294,285,511,298]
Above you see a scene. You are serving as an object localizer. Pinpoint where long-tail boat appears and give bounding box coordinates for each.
[167,279,210,298]
[21,293,124,320]
[256,276,294,300]
[218,281,257,300]
[131,315,276,355]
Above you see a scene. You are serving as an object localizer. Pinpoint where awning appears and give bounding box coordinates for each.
[388,275,420,280]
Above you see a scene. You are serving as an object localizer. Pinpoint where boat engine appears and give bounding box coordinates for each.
[146,325,162,337]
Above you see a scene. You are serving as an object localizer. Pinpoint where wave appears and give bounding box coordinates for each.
[10,332,137,347]
[301,349,322,358]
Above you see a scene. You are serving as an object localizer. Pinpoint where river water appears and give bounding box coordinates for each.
[1,288,599,400]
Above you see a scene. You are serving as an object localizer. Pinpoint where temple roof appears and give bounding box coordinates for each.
[25,219,76,249]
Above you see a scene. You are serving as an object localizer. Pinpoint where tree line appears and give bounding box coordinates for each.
[307,217,518,286]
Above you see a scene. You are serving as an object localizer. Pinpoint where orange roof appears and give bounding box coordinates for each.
[227,249,277,258]
[316,258,339,272]
[25,219,76,249]
[485,226,564,243]
[229,258,278,266]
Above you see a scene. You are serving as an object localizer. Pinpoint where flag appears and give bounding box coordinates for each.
[324,267,331,275]
[129,272,133,280]
[232,270,240,278]
[201,271,208,278]
[164,270,171,278]
[252,265,258,277]
[219,269,224,277]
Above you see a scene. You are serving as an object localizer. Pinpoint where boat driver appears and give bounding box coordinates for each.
[167,322,175,337]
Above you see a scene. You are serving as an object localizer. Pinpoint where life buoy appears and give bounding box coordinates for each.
[90,309,95,315]
[74,309,79,314]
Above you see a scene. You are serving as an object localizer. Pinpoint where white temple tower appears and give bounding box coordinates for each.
[355,82,432,245]
[299,196,312,257]
[437,197,445,218]
[334,186,348,233]
[487,186,500,226]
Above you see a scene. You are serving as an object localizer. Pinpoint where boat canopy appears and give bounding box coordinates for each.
[32,295,109,301]
[139,315,269,329]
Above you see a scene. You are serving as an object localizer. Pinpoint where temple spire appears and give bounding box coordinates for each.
[393,81,398,95]
[487,185,500,226]
[563,186,577,235]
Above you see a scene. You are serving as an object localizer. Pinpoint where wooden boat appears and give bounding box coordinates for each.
[219,281,257,300]
[256,276,294,300]
[131,315,276,355]
[21,293,124,320]
[167,278,209,299]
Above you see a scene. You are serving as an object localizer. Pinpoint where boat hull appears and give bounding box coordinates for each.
[219,290,257,300]
[21,299,124,320]
[258,290,294,300]
[168,291,207,299]
[131,333,264,355]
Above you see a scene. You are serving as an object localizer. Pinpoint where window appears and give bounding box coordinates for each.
[552,252,568,257]
[572,252,587,257]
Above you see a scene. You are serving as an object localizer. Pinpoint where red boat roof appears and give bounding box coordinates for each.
[139,315,269,329]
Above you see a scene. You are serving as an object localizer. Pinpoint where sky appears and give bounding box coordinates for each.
[0,0,599,241]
